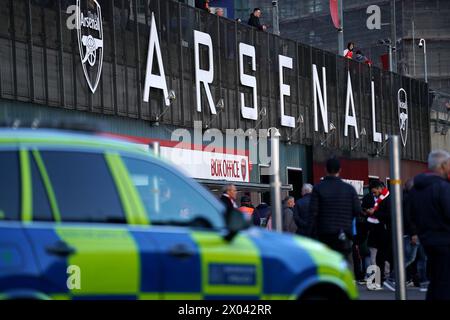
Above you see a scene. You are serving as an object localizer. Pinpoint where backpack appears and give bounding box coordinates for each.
[252,204,271,227]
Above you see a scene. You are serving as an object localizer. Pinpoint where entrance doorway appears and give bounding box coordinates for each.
[287,167,303,200]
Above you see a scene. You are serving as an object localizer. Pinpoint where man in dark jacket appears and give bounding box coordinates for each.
[195,0,210,12]
[367,180,392,287]
[247,8,267,31]
[252,202,271,227]
[409,149,450,300]
[220,184,238,212]
[294,183,314,236]
[310,157,361,259]
[402,178,427,288]
[352,191,374,283]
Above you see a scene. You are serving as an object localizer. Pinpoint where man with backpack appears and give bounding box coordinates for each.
[310,157,361,264]
[252,202,271,228]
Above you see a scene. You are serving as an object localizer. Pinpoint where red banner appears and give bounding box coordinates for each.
[330,0,341,29]
[380,53,389,71]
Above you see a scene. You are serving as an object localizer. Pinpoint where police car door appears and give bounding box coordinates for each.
[0,149,42,299]
[23,149,160,299]
[121,155,263,299]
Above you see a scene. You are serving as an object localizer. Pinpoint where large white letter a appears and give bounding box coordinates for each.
[143,13,169,106]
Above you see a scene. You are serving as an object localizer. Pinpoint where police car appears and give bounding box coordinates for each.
[0,128,358,300]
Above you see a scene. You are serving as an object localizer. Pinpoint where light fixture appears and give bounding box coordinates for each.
[12,119,21,129]
[375,134,390,157]
[378,38,391,46]
[320,123,337,146]
[31,119,40,129]
[267,127,281,138]
[418,38,425,48]
[204,99,225,129]
[150,89,176,127]
[286,115,305,144]
[418,38,427,83]
[350,128,367,151]
[254,107,268,130]
[168,89,176,102]
[246,128,258,140]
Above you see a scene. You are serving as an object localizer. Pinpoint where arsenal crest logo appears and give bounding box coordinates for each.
[398,88,408,147]
[241,159,247,182]
[76,0,103,93]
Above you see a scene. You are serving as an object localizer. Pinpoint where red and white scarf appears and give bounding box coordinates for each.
[374,188,390,211]
[367,188,390,224]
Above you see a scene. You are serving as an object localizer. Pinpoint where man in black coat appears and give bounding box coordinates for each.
[219,184,238,213]
[310,157,361,260]
[293,183,314,236]
[367,180,392,286]
[409,150,450,300]
[352,191,374,283]
[247,8,267,31]
[195,0,210,13]
[252,203,271,227]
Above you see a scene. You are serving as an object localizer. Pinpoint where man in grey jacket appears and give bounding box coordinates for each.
[282,196,297,234]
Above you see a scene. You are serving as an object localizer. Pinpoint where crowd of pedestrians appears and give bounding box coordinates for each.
[219,150,450,300]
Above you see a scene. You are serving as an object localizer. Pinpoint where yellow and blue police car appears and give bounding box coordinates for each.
[0,128,358,300]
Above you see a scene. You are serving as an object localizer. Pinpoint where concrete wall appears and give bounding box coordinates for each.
[430,110,450,151]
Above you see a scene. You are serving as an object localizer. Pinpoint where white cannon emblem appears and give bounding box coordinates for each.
[398,88,408,147]
[76,0,103,94]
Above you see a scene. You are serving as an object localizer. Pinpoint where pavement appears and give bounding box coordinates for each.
[357,283,427,300]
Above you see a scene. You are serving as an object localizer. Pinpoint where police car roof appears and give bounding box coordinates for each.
[0,127,152,156]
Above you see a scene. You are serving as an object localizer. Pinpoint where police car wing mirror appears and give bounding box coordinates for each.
[224,209,249,242]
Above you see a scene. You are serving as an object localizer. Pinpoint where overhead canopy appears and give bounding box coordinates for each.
[195,179,293,192]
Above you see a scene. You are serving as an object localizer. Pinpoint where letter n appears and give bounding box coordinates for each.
[312,64,329,133]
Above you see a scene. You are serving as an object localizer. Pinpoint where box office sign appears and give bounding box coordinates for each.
[160,146,250,183]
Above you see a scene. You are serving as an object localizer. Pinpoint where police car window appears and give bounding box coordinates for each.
[40,151,126,224]
[0,151,20,221]
[30,154,52,222]
[122,157,224,230]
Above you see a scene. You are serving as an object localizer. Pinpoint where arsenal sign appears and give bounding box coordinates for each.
[76,0,103,94]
